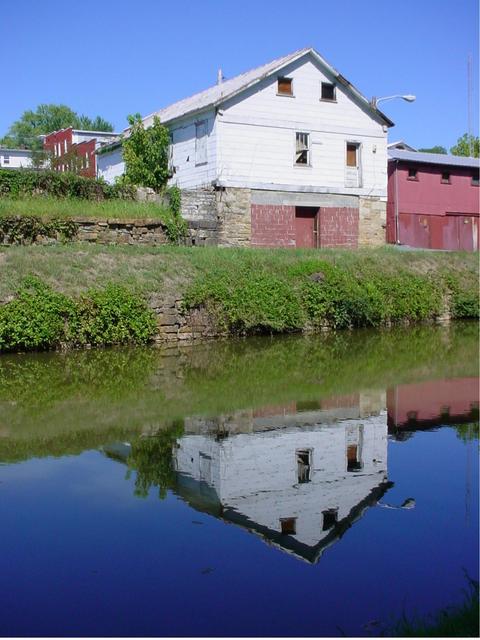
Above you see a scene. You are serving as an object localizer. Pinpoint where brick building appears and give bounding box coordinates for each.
[44,127,119,178]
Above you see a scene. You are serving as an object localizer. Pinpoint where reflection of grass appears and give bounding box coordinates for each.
[393,578,479,637]
[0,322,478,463]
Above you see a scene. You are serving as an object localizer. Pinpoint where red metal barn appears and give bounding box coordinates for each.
[387,149,479,251]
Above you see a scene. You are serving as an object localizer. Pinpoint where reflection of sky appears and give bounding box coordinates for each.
[0,426,478,637]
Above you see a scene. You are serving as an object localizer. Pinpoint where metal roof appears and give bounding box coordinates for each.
[141,46,394,129]
[388,148,480,168]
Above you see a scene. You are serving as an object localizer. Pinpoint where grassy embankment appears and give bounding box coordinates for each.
[0,195,170,219]
[0,243,478,352]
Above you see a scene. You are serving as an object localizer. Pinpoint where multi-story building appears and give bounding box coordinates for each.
[44,127,119,178]
[97,47,394,248]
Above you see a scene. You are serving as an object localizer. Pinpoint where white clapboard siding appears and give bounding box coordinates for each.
[168,110,217,189]
[216,54,388,196]
[175,414,388,550]
[97,147,125,183]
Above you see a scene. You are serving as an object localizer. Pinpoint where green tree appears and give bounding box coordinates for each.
[418,145,447,154]
[122,114,171,192]
[450,133,480,158]
[0,104,114,151]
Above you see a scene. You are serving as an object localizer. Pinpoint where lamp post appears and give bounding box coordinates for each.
[369,94,416,245]
[370,94,416,108]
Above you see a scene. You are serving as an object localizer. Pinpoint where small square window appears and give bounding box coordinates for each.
[295,132,310,165]
[322,509,338,531]
[280,517,296,535]
[471,172,479,186]
[277,77,293,96]
[3,155,10,165]
[441,171,451,184]
[321,82,336,101]
[407,167,418,180]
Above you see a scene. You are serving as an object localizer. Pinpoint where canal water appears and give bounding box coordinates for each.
[0,323,478,637]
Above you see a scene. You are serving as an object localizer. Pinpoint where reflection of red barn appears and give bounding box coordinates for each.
[387,377,479,432]
[387,149,480,251]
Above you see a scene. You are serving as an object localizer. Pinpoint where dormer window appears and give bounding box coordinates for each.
[321,82,336,101]
[277,77,293,96]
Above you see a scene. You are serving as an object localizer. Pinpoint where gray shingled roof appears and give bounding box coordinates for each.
[388,148,480,168]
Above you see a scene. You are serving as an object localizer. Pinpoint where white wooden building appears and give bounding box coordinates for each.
[98,47,394,248]
[0,148,34,169]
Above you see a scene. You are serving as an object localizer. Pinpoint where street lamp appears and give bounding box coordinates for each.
[370,94,416,108]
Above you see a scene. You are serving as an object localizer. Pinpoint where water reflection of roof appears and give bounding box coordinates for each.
[174,472,393,564]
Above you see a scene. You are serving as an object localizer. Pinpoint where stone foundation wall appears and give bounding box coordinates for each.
[181,187,217,222]
[358,197,387,247]
[75,218,168,245]
[216,187,251,247]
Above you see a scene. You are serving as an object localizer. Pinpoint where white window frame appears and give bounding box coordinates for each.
[346,141,361,169]
[3,154,10,165]
[294,132,311,167]
[195,120,208,166]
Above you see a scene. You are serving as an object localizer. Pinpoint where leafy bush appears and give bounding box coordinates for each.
[442,273,480,319]
[184,260,454,335]
[0,277,74,351]
[122,115,171,193]
[69,284,158,347]
[0,215,77,244]
[0,277,157,352]
[0,168,135,200]
[184,268,304,334]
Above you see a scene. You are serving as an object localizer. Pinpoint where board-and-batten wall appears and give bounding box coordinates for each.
[216,56,388,197]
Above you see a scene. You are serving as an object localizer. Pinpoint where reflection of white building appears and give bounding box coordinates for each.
[174,412,390,563]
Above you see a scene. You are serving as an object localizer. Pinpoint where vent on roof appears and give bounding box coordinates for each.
[217,68,224,85]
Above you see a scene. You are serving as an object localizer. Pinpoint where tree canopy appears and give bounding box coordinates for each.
[418,146,447,154]
[450,133,479,158]
[122,114,171,192]
[0,104,114,150]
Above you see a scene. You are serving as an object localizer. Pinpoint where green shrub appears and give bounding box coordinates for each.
[184,261,449,335]
[69,284,158,347]
[0,215,77,244]
[0,277,74,351]
[0,168,135,200]
[0,277,157,352]
[184,268,304,334]
[442,273,480,319]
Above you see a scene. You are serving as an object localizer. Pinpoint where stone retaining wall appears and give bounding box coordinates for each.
[149,294,223,343]
[74,218,168,245]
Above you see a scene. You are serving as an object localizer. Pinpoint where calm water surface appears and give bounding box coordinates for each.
[0,323,478,637]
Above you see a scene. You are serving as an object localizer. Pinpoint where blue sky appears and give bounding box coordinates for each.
[2,0,479,150]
